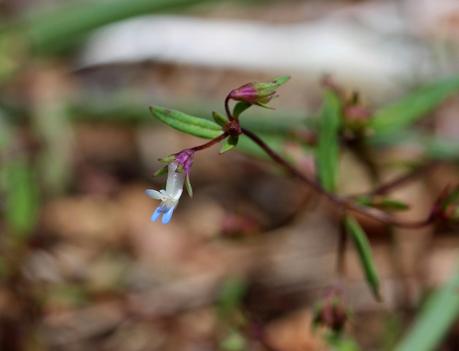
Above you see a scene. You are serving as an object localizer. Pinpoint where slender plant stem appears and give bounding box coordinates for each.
[369,162,436,196]
[190,132,228,152]
[224,95,233,121]
[241,127,434,228]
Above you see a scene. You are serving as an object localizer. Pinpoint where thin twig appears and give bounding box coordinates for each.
[369,162,436,196]
[190,132,228,152]
[241,127,434,229]
[225,95,233,121]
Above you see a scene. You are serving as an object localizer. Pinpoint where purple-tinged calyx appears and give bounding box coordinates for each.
[174,149,195,176]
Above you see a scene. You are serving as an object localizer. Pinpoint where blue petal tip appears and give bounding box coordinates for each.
[151,207,162,222]
[162,207,174,224]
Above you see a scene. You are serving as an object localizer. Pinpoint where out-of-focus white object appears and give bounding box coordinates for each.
[79,1,449,96]
[404,0,459,35]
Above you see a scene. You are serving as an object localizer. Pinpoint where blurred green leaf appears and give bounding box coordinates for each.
[395,266,459,351]
[32,91,73,194]
[370,129,459,161]
[372,199,409,211]
[220,329,247,351]
[356,196,409,212]
[217,277,247,320]
[344,215,381,300]
[315,90,342,192]
[220,135,238,154]
[149,105,222,139]
[423,136,459,160]
[13,0,229,55]
[0,109,12,148]
[382,314,403,351]
[5,158,39,237]
[326,332,361,351]
[1,111,38,237]
[371,77,459,135]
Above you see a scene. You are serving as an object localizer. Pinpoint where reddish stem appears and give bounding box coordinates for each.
[369,162,436,196]
[225,95,234,121]
[241,127,434,229]
[190,132,229,152]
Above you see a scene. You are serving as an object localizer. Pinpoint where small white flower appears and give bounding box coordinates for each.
[145,162,184,224]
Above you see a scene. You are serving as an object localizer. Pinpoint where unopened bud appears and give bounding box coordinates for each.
[228,76,290,109]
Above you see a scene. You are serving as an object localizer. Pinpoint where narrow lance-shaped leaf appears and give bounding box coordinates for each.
[17,0,220,54]
[395,266,459,351]
[6,158,39,237]
[217,277,247,320]
[150,106,222,139]
[371,77,459,135]
[344,215,381,301]
[355,196,409,212]
[315,90,342,192]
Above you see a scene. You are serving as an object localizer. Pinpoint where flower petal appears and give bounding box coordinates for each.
[161,207,175,224]
[150,207,162,222]
[145,189,162,200]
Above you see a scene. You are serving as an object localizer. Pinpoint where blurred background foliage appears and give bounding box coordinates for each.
[2,0,459,350]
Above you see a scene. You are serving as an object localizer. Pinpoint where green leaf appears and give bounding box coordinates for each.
[217,277,247,320]
[315,90,342,192]
[15,0,222,55]
[220,135,239,154]
[443,187,459,208]
[344,215,381,301]
[326,332,361,351]
[423,136,459,161]
[212,111,227,127]
[220,329,247,351]
[372,199,409,211]
[185,174,193,198]
[355,196,409,212]
[395,266,459,351]
[149,105,222,139]
[371,77,459,135]
[5,158,39,237]
[233,102,251,119]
